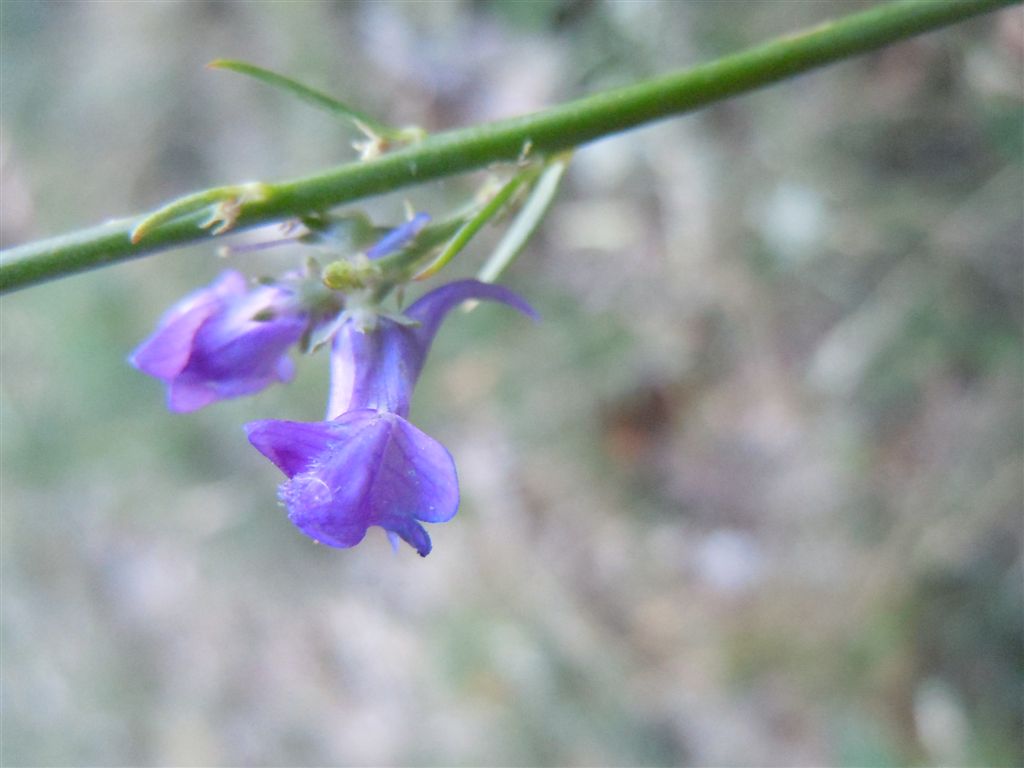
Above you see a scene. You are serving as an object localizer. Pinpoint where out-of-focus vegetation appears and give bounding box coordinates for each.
[2,2,1021,765]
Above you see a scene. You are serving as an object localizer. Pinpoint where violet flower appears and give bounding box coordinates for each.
[246,280,536,556]
[130,270,308,412]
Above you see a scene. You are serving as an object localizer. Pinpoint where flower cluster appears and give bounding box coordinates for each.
[132,227,535,556]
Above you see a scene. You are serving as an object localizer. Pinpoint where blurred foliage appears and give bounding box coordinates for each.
[2,1,1022,766]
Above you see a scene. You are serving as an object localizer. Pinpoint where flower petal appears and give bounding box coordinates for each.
[250,411,458,555]
[188,299,305,381]
[275,411,388,548]
[328,318,421,418]
[132,271,310,411]
[167,380,220,413]
[130,271,247,378]
[245,419,340,477]
[284,471,370,549]
[383,415,459,523]
[326,280,536,418]
[405,278,538,352]
[375,514,432,557]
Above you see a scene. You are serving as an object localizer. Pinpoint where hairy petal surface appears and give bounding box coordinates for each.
[246,410,458,556]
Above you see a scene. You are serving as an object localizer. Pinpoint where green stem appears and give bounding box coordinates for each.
[1,0,1015,294]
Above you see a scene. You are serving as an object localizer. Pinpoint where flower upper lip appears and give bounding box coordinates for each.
[327,279,538,419]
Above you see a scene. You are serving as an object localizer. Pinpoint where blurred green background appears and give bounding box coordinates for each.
[2,2,1022,765]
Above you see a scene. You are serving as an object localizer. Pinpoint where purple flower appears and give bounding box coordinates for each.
[130,271,308,412]
[246,280,536,555]
[245,410,457,555]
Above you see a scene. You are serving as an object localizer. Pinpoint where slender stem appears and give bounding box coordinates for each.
[1,0,1015,294]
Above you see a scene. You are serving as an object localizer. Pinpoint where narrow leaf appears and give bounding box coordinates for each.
[413,173,532,281]
[208,59,403,141]
[478,155,570,283]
